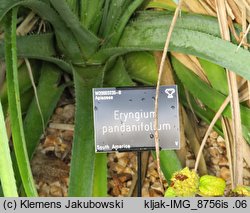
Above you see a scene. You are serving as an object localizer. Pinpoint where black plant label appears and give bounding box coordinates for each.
[93,86,180,152]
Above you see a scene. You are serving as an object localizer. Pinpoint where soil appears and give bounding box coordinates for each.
[31,97,250,197]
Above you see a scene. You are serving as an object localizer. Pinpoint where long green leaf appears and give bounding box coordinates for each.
[68,65,104,196]
[152,150,182,183]
[0,34,72,73]
[79,0,105,34]
[92,153,107,197]
[0,62,40,114]
[0,101,18,197]
[171,57,250,129]
[124,52,158,85]
[119,12,250,81]
[24,63,65,158]
[104,57,135,86]
[12,63,65,192]
[99,0,130,38]
[50,0,100,58]
[103,0,144,47]
[4,8,37,197]
[199,58,228,95]
[177,79,223,135]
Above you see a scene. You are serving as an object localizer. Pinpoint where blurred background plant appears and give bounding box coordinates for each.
[0,0,249,197]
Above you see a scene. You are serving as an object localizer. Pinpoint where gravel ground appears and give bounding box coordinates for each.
[31,101,250,197]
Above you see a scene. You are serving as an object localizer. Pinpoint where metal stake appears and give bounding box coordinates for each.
[137,151,142,197]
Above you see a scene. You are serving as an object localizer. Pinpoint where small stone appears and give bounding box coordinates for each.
[217,136,225,143]
[108,153,115,162]
[117,157,129,167]
[62,104,75,121]
[210,131,218,139]
[123,167,135,175]
[55,142,70,159]
[149,188,163,197]
[111,178,122,196]
[46,128,58,135]
[186,159,195,168]
[51,114,62,123]
[149,175,156,183]
[62,130,74,141]
[116,152,128,158]
[115,164,125,174]
[218,156,228,166]
[50,185,63,197]
[43,135,58,147]
[151,182,163,193]
[120,187,130,196]
[211,157,220,165]
[118,173,132,183]
[220,167,230,180]
[126,180,132,188]
[208,147,220,158]
[212,143,218,147]
[39,191,48,197]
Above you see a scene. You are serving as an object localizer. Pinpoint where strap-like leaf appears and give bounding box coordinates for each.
[79,0,105,34]
[50,0,100,58]
[68,65,103,196]
[0,101,18,197]
[119,13,250,81]
[102,0,144,47]
[124,52,158,85]
[104,56,135,86]
[171,57,250,130]
[10,63,65,191]
[4,8,37,197]
[0,34,72,73]
[24,63,65,158]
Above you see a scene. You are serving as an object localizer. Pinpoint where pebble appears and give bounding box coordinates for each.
[217,136,225,143]
[151,182,164,193]
[118,173,132,183]
[62,104,75,121]
[211,157,220,165]
[126,180,132,188]
[121,187,130,196]
[114,164,125,174]
[220,167,231,180]
[55,107,63,115]
[50,185,63,197]
[208,147,220,158]
[117,157,129,167]
[210,131,219,139]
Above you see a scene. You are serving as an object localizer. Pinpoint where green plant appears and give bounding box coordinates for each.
[0,0,249,197]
